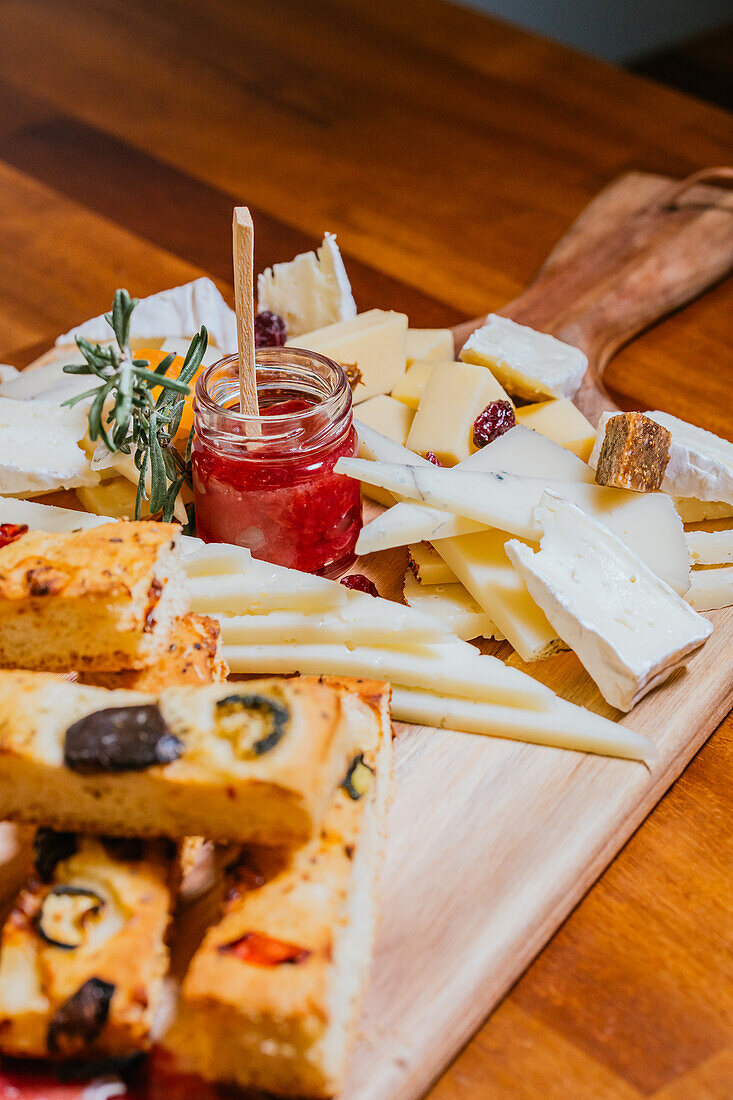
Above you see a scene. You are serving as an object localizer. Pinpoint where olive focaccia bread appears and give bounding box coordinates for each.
[163,679,393,1099]
[0,521,189,672]
[0,831,173,1059]
[0,671,362,846]
[79,613,229,691]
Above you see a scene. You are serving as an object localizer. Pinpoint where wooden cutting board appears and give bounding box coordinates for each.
[2,170,732,1100]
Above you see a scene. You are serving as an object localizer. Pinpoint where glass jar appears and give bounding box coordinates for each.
[191,348,361,576]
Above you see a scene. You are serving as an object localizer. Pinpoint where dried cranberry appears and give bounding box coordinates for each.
[472,401,515,448]
[424,452,443,466]
[341,574,379,597]
[254,311,287,348]
[0,523,28,548]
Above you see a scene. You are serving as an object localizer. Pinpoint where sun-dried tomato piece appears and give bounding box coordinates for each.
[219,931,311,967]
[340,573,379,597]
[472,400,516,448]
[0,523,28,548]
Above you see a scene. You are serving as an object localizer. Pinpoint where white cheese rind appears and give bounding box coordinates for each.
[686,529,733,566]
[403,572,503,641]
[0,353,94,405]
[56,278,237,353]
[684,566,733,611]
[389,687,655,761]
[460,314,588,400]
[0,397,96,495]
[258,233,356,338]
[505,494,712,711]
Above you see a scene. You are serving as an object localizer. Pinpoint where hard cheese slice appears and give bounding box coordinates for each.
[0,397,96,496]
[391,359,436,409]
[403,571,503,641]
[406,361,512,464]
[405,328,453,366]
[515,398,596,462]
[356,394,414,446]
[290,309,407,403]
[460,314,588,400]
[506,494,712,711]
[407,542,458,585]
[258,233,356,338]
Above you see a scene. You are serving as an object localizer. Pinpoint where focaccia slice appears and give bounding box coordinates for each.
[0,522,189,672]
[164,679,393,1098]
[0,672,361,846]
[0,832,173,1059]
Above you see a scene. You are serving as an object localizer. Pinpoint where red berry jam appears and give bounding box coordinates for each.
[191,350,362,576]
[473,400,516,448]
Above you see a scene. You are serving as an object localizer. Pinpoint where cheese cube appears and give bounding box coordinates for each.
[356,395,414,446]
[0,397,96,496]
[257,233,356,338]
[291,310,408,404]
[405,328,453,366]
[515,399,595,462]
[391,359,435,409]
[460,315,588,400]
[406,362,512,465]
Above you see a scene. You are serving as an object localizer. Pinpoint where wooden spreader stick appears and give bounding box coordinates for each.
[232,206,259,418]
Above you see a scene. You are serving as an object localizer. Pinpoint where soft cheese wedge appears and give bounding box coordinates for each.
[0,397,97,496]
[291,310,407,403]
[505,494,712,711]
[460,315,588,400]
[686,529,733,566]
[684,565,733,612]
[258,233,357,338]
[342,457,690,593]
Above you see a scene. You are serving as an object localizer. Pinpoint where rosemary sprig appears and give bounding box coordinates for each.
[62,289,207,526]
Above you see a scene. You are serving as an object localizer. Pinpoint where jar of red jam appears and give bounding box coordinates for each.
[191,348,362,576]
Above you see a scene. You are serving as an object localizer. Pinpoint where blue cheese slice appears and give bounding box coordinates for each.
[505,494,712,711]
[258,232,356,337]
[0,398,96,495]
[460,315,588,400]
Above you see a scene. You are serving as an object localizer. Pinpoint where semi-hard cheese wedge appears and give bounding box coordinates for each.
[290,309,408,403]
[0,834,173,1059]
[164,681,393,1098]
[407,541,458,584]
[506,494,712,711]
[406,362,513,465]
[391,359,435,409]
[356,394,414,446]
[389,687,654,761]
[674,498,733,523]
[258,233,357,338]
[214,608,443,649]
[0,672,361,845]
[684,565,733,612]
[591,410,733,505]
[405,328,453,366]
[515,398,596,462]
[403,572,503,641]
[460,315,588,400]
[686,529,733,566]
[341,458,691,594]
[0,397,97,496]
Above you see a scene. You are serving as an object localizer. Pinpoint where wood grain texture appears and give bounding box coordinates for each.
[0,3,731,1096]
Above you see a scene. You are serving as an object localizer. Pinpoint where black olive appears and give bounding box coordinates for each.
[47,977,115,1054]
[101,837,144,863]
[340,753,374,801]
[64,705,183,773]
[215,693,290,755]
[33,828,78,883]
[35,886,105,950]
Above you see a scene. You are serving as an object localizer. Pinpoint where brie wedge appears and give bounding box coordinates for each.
[505,494,712,711]
[258,233,356,337]
[685,565,733,612]
[0,398,97,495]
[686,529,733,566]
[460,314,588,400]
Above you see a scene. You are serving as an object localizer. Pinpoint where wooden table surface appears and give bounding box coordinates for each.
[0,1,731,1095]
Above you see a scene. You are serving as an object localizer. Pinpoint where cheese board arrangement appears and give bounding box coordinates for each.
[0,170,731,1100]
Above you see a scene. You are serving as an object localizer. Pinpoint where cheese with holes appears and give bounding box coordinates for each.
[592,410,733,505]
[460,315,587,400]
[506,494,711,710]
[391,359,435,409]
[403,572,502,641]
[686,529,733,566]
[515,398,596,461]
[685,565,733,611]
[258,233,356,337]
[342,458,690,594]
[356,395,414,446]
[292,310,407,404]
[407,542,457,584]
[406,362,512,465]
[0,398,97,495]
[405,329,453,366]
[389,687,654,761]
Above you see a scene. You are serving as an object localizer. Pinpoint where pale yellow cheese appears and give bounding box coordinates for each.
[356,395,414,446]
[406,362,512,465]
[515,399,595,462]
[407,542,457,585]
[290,309,407,404]
[76,476,142,519]
[391,360,435,410]
[405,328,453,366]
